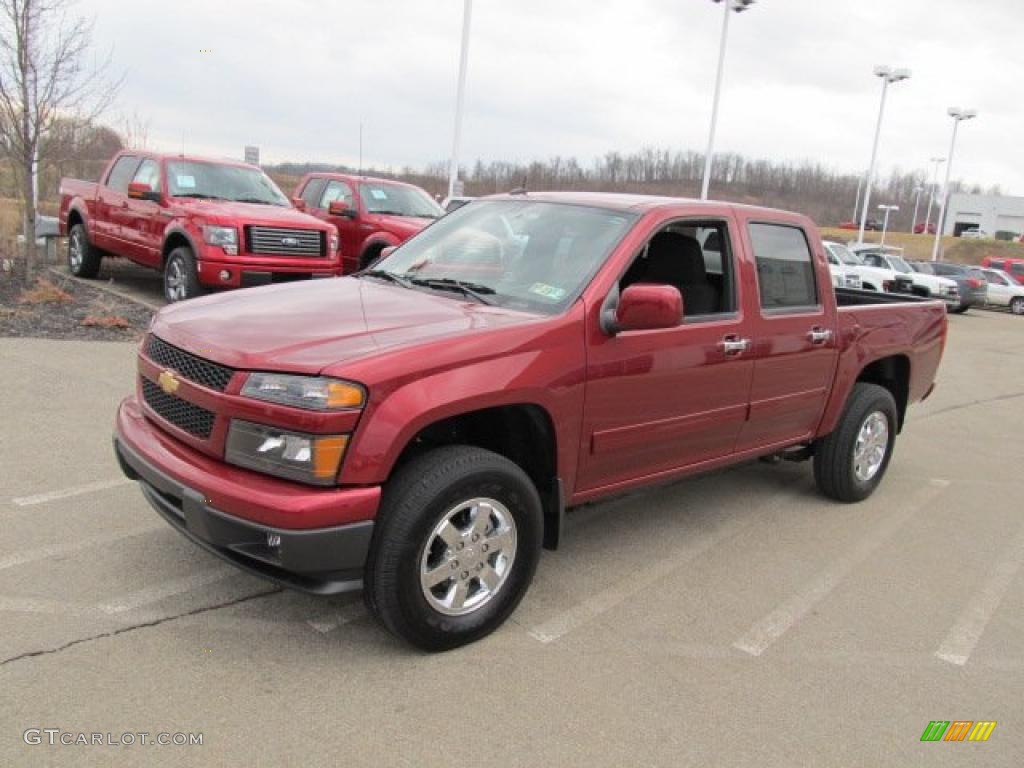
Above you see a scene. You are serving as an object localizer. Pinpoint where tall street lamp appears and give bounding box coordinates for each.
[910,185,924,233]
[447,0,473,200]
[931,108,978,261]
[857,65,911,244]
[700,0,757,201]
[923,156,945,234]
[878,204,899,246]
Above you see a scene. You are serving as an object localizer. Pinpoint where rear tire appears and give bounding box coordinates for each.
[814,383,898,503]
[364,446,543,651]
[1011,297,1024,315]
[68,223,101,278]
[163,247,204,303]
[951,304,969,314]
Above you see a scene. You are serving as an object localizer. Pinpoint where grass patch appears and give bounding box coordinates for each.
[18,278,74,305]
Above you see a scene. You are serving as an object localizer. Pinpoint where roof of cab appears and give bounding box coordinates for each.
[478,190,802,218]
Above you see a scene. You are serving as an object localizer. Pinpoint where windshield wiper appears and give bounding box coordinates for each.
[175,193,227,200]
[235,197,279,205]
[360,270,414,289]
[410,277,496,305]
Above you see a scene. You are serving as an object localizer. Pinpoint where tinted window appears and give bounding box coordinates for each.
[131,159,160,193]
[750,224,818,309]
[320,180,354,209]
[985,271,1008,285]
[300,177,327,208]
[1012,264,1024,275]
[932,263,959,276]
[106,155,140,193]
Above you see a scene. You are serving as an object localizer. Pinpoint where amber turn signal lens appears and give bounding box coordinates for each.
[313,435,349,480]
[326,383,366,409]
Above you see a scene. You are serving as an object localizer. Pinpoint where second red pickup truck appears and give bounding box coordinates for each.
[59,151,340,302]
[113,192,947,650]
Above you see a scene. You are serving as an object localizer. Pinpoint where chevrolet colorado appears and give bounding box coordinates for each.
[114,193,947,650]
[59,152,340,302]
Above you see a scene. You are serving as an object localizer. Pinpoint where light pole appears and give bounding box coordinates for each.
[857,65,911,244]
[923,156,945,234]
[910,185,924,233]
[852,173,866,223]
[878,204,899,246]
[447,0,473,200]
[931,108,978,261]
[700,0,757,201]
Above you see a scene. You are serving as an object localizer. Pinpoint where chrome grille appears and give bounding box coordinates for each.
[141,378,215,439]
[246,226,325,257]
[145,335,234,392]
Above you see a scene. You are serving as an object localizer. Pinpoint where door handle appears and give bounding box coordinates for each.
[719,336,751,355]
[807,327,833,344]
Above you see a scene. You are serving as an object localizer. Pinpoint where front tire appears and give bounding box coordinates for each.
[68,223,101,278]
[814,383,898,503]
[364,446,543,651]
[163,247,203,303]
[1011,297,1024,315]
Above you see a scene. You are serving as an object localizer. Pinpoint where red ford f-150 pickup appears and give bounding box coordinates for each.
[59,151,340,302]
[113,192,947,650]
[291,173,442,274]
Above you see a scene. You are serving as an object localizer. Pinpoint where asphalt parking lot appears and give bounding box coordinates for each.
[2,310,1023,767]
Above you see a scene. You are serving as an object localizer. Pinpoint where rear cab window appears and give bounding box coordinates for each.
[749,223,819,312]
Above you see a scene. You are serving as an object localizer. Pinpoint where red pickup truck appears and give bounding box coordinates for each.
[59,151,340,302]
[291,173,442,274]
[113,193,946,650]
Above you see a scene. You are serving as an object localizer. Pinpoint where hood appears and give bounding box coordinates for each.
[151,277,539,374]
[367,213,435,237]
[173,199,330,231]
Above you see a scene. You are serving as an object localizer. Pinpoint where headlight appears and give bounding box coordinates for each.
[226,420,348,486]
[330,233,339,254]
[202,225,238,255]
[241,373,365,410]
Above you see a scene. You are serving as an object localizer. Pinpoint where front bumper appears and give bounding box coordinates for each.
[114,397,379,594]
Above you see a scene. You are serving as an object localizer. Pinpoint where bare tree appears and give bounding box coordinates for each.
[0,0,120,276]
[120,109,149,150]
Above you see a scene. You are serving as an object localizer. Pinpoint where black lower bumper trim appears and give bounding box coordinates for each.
[114,437,371,596]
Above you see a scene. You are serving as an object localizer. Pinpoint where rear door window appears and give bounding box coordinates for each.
[105,155,140,193]
[749,223,819,310]
[300,177,327,208]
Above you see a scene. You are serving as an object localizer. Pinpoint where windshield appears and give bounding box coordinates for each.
[359,183,443,219]
[829,243,863,266]
[167,161,289,205]
[888,256,913,273]
[369,200,637,314]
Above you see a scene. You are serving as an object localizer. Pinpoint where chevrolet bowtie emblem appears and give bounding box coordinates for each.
[158,370,180,395]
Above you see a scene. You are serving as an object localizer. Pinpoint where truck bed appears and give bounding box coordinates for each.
[833,287,932,306]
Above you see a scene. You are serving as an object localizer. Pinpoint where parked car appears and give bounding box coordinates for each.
[909,261,987,313]
[838,219,881,231]
[293,174,443,274]
[822,241,862,290]
[913,222,937,235]
[982,256,1024,285]
[114,192,947,651]
[59,152,340,302]
[980,269,1024,315]
[835,243,916,294]
[857,251,960,309]
[442,196,475,213]
[960,228,990,240]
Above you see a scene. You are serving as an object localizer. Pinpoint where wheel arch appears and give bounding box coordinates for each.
[854,354,910,431]
[359,234,400,269]
[161,228,199,266]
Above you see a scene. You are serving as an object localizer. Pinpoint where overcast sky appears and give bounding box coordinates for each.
[81,0,1022,193]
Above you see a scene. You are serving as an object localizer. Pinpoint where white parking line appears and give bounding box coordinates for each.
[0,525,162,572]
[306,602,366,634]
[99,567,240,614]
[935,520,1024,666]
[525,495,779,644]
[732,479,950,657]
[11,478,133,507]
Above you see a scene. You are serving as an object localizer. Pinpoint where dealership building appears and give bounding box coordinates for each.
[943,193,1024,237]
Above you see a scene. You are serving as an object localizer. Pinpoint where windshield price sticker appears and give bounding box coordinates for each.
[529,282,567,301]
[175,175,196,189]
[370,189,388,200]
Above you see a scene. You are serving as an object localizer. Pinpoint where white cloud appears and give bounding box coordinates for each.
[83,0,1022,192]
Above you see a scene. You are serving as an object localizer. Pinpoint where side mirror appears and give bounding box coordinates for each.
[291,197,306,211]
[604,284,683,334]
[127,182,159,202]
[329,200,357,218]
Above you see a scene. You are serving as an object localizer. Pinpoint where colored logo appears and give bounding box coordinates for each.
[158,370,180,396]
[920,721,996,742]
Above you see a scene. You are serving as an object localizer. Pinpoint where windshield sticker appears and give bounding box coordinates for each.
[370,189,388,200]
[175,175,196,189]
[529,282,567,301]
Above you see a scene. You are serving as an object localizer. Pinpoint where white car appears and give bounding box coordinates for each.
[858,251,960,308]
[824,241,908,294]
[822,243,862,290]
[981,269,1024,315]
[960,228,990,240]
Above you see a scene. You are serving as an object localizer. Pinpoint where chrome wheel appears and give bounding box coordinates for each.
[165,258,186,301]
[1012,298,1024,316]
[419,497,517,617]
[853,411,889,483]
[69,231,83,271]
